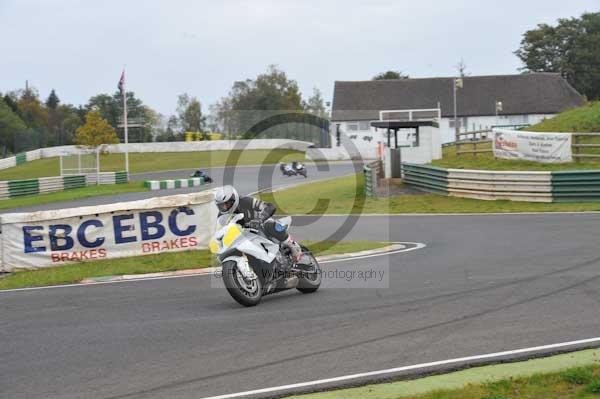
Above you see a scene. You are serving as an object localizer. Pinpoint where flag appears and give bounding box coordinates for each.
[118,70,125,94]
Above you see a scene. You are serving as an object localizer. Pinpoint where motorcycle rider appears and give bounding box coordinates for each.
[283,163,294,174]
[214,185,303,261]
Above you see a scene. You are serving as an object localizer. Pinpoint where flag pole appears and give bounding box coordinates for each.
[122,71,129,175]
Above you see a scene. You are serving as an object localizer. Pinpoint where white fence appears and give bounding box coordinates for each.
[0,191,217,271]
[0,140,314,172]
[38,139,313,158]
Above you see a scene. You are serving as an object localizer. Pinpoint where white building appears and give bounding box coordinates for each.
[331,73,585,145]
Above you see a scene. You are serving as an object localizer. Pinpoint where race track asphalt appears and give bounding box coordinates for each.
[2,213,600,399]
[0,162,359,214]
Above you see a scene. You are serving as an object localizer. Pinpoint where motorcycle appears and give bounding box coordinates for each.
[209,213,321,306]
[280,162,308,178]
[190,170,213,183]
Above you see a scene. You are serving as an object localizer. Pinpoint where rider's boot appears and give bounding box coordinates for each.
[282,236,303,263]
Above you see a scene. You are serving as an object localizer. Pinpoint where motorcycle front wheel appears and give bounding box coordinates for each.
[222,261,263,306]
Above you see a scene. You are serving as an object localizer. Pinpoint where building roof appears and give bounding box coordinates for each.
[331,73,585,121]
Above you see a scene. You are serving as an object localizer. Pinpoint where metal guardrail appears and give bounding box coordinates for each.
[363,160,383,197]
[402,163,600,202]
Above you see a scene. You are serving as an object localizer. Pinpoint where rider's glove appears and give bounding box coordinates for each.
[247,220,262,230]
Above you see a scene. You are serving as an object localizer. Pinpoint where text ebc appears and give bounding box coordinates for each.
[22,208,197,253]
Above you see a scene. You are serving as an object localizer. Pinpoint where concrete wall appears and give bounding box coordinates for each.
[39,139,314,158]
[334,114,556,145]
[318,123,442,164]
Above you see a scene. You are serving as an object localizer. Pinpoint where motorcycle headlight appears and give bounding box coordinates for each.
[209,238,220,254]
[222,224,242,248]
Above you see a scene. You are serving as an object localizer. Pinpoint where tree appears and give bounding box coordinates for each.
[303,87,327,117]
[17,88,48,130]
[456,59,468,77]
[3,93,19,115]
[74,111,119,147]
[372,70,409,80]
[0,97,27,155]
[212,65,304,138]
[515,12,600,99]
[56,104,83,145]
[86,91,157,143]
[176,93,207,139]
[45,89,60,109]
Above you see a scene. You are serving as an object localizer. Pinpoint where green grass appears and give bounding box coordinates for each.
[391,365,600,399]
[288,349,600,399]
[433,143,600,171]
[0,149,305,180]
[260,173,600,214]
[433,101,600,171]
[0,240,388,290]
[529,101,600,133]
[0,182,147,211]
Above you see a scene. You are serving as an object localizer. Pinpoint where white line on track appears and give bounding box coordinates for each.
[306,211,600,216]
[199,337,600,399]
[318,242,425,264]
[0,242,424,293]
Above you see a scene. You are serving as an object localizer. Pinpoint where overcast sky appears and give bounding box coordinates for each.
[1,0,598,116]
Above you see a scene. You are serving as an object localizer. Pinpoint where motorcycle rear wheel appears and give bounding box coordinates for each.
[222,261,263,306]
[296,246,322,294]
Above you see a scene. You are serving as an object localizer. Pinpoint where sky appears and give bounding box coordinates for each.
[1,0,598,116]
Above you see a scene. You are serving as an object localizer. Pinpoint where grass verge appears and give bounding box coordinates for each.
[432,143,600,171]
[0,182,148,211]
[528,101,600,133]
[432,101,600,171]
[0,149,305,180]
[287,348,600,399]
[260,174,600,214]
[0,240,388,290]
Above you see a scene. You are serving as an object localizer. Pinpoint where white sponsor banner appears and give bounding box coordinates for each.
[493,129,572,163]
[0,192,217,271]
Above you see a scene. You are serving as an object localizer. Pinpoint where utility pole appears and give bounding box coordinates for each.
[118,70,129,175]
[453,78,463,138]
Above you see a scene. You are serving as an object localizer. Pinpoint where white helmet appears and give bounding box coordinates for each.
[214,185,239,214]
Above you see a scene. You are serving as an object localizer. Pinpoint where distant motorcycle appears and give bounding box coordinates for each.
[190,170,213,183]
[280,162,307,178]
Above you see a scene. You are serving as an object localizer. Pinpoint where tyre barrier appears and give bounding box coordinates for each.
[0,149,41,170]
[363,160,383,197]
[144,177,205,191]
[0,171,128,200]
[402,163,600,202]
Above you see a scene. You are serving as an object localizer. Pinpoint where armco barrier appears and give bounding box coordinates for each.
[144,177,204,190]
[0,171,128,200]
[402,163,600,202]
[551,170,600,202]
[401,164,449,195]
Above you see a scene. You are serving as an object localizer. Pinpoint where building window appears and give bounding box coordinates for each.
[448,118,467,129]
[346,123,358,132]
[359,121,370,131]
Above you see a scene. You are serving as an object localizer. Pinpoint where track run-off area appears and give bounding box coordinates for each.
[2,210,600,398]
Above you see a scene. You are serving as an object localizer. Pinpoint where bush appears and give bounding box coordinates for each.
[562,367,594,385]
[587,378,600,394]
